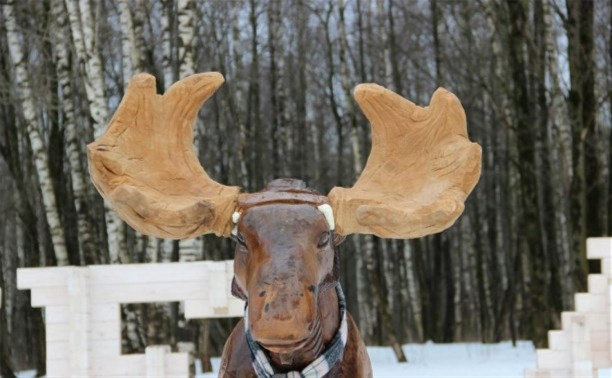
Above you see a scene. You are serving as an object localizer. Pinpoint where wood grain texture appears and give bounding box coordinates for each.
[87,73,240,239]
[328,85,482,238]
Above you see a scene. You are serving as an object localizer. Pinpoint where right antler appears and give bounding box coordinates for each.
[87,73,240,239]
[328,85,482,239]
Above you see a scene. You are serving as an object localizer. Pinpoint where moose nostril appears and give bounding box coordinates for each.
[259,290,266,297]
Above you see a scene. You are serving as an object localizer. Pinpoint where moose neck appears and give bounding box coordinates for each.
[266,286,340,372]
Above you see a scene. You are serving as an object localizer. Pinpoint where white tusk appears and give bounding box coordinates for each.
[317,204,335,230]
[231,226,238,236]
[232,211,241,224]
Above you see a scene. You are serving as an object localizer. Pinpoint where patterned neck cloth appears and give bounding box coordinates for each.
[244,284,348,378]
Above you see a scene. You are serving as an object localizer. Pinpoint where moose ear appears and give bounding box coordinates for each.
[231,277,247,301]
[333,232,346,246]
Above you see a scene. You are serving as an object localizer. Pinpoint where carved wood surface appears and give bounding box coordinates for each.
[89,73,480,241]
[87,73,239,239]
[329,85,482,239]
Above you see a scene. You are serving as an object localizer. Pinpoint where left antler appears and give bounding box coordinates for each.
[87,73,240,239]
[328,85,482,239]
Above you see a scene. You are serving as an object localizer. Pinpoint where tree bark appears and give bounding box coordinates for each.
[160,0,174,89]
[65,0,126,264]
[566,0,596,291]
[267,0,286,177]
[51,0,97,265]
[3,0,69,266]
[117,0,139,85]
[505,0,549,346]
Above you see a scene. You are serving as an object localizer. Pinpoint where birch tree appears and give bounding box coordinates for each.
[117,0,139,85]
[177,0,195,79]
[160,0,174,89]
[51,0,96,265]
[3,0,69,266]
[176,0,202,263]
[65,0,126,263]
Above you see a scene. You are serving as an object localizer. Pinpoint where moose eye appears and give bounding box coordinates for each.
[317,231,331,248]
[232,232,247,247]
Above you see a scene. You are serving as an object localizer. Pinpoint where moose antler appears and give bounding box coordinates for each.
[328,85,482,239]
[87,73,239,239]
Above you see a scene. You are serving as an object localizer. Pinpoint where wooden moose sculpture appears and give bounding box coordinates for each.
[88,73,481,377]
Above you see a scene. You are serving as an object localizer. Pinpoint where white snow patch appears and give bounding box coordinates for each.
[195,341,539,377]
[16,342,610,377]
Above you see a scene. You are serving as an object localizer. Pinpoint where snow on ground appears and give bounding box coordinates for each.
[16,341,612,377]
[197,341,538,377]
[366,341,536,377]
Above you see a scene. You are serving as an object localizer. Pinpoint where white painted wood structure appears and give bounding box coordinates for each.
[17,260,243,377]
[525,238,612,378]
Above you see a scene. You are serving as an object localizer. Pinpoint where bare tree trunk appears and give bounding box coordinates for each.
[69,0,108,138]
[386,0,403,93]
[65,0,125,264]
[565,0,591,291]
[505,0,549,346]
[543,0,574,308]
[375,0,392,85]
[247,0,264,190]
[337,0,373,342]
[269,1,291,178]
[131,0,150,71]
[51,0,97,265]
[532,0,564,322]
[117,0,139,84]
[199,319,212,372]
[338,0,362,183]
[230,4,249,188]
[176,0,198,155]
[177,0,195,79]
[430,0,443,85]
[402,241,423,341]
[574,1,604,240]
[292,0,309,180]
[3,0,69,266]
[160,0,174,90]
[0,238,16,378]
[267,0,286,177]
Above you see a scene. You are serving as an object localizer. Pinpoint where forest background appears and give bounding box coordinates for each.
[0,0,610,376]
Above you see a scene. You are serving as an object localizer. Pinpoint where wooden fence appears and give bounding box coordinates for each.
[525,238,611,378]
[17,260,243,377]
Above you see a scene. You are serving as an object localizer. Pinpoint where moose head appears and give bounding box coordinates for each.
[230,178,344,355]
[87,72,481,376]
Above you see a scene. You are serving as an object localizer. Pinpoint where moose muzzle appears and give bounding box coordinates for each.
[248,275,318,351]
